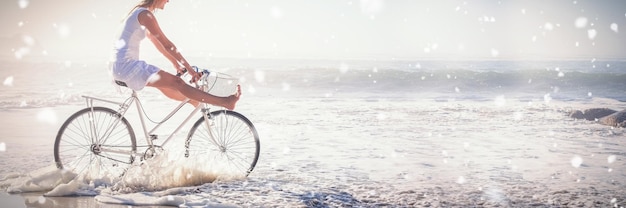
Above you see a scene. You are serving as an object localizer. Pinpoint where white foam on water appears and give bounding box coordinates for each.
[1,165,76,194]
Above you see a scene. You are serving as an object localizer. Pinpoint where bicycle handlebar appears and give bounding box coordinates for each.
[176,66,210,78]
[175,69,187,77]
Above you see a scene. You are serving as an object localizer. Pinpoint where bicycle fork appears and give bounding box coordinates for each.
[201,109,225,152]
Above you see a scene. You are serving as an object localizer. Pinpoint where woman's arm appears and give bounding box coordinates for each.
[147,31,176,63]
[138,10,198,78]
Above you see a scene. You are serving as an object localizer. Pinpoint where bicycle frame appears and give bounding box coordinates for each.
[82,90,218,158]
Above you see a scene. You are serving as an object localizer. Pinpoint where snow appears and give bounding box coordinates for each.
[270,6,283,19]
[360,0,385,15]
[575,17,588,28]
[36,108,58,125]
[3,76,14,87]
[571,156,583,168]
[607,155,617,164]
[17,0,29,9]
[490,48,499,57]
[587,29,597,40]
[610,23,619,33]
[53,23,71,38]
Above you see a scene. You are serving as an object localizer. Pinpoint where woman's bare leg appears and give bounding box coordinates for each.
[156,87,200,107]
[147,70,240,110]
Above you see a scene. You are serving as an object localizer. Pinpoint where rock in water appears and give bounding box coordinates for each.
[570,108,617,121]
[599,110,626,128]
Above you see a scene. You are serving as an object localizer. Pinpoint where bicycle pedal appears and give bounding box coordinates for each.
[150,134,158,140]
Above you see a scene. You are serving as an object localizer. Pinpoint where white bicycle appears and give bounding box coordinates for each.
[53,67,260,179]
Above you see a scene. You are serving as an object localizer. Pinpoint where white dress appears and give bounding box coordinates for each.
[110,7,160,91]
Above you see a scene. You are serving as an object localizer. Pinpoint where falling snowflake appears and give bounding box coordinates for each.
[360,0,385,15]
[456,176,466,184]
[270,6,283,19]
[115,39,126,49]
[571,156,583,168]
[543,93,552,103]
[3,76,14,86]
[247,84,257,94]
[376,113,387,120]
[14,47,30,59]
[544,22,554,31]
[53,23,71,38]
[587,29,597,40]
[607,155,616,164]
[281,82,290,91]
[490,48,499,57]
[575,17,587,28]
[254,70,265,82]
[22,35,35,46]
[18,0,28,9]
[494,95,506,107]
[610,23,618,33]
[339,63,349,74]
[37,108,58,124]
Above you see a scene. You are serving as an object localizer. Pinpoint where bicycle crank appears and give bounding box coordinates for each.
[142,145,164,161]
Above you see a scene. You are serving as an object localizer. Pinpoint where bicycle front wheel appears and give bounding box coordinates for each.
[54,107,136,179]
[186,110,260,178]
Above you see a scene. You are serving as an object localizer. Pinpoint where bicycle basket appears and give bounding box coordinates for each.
[201,71,239,97]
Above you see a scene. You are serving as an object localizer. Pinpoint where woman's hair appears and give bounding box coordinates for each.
[135,0,156,9]
[128,0,156,16]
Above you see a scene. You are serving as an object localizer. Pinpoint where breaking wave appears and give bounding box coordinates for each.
[1,59,625,109]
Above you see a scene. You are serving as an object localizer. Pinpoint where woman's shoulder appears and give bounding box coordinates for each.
[136,8,157,27]
[131,7,152,17]
[136,7,154,17]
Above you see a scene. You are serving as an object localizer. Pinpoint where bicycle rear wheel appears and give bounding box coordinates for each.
[54,107,136,179]
[186,110,260,178]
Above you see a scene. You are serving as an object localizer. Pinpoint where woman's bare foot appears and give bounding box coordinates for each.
[222,85,241,110]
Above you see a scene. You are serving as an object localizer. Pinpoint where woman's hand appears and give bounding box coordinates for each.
[174,64,186,75]
[187,67,202,83]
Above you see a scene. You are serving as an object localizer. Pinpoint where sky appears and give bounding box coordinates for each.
[1,0,625,61]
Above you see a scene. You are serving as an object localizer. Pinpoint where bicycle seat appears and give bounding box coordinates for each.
[114,80,128,87]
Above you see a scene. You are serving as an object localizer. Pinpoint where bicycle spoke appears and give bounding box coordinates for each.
[55,107,136,179]
[187,110,259,177]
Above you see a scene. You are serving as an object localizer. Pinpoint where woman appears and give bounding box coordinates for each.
[110,0,240,110]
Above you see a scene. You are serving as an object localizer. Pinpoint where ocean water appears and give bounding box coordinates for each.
[1,57,626,207]
[1,58,625,109]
